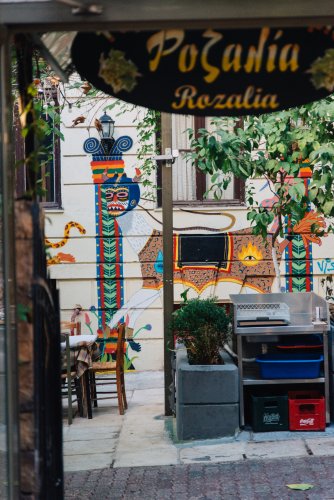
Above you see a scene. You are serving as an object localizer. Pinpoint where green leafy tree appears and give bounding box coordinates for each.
[187,97,334,245]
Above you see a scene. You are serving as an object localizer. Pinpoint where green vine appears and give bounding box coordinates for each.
[135,108,160,200]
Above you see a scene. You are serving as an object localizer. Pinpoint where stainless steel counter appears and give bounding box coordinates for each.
[235,322,328,336]
[231,292,330,428]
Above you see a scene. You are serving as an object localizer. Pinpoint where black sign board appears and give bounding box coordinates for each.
[71,28,334,116]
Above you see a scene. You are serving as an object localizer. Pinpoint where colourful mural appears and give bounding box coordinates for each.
[46,221,86,266]
[105,193,324,332]
[83,132,326,367]
[260,165,325,294]
[83,134,146,367]
[321,276,334,302]
[99,195,282,329]
[285,167,314,292]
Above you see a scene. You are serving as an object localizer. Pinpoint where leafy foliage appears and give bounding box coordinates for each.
[135,108,160,199]
[171,298,231,365]
[187,97,334,242]
[16,83,63,199]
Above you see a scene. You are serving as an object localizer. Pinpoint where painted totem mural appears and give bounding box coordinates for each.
[83,133,146,368]
[285,167,315,293]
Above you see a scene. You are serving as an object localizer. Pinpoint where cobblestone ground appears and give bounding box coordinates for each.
[65,455,334,500]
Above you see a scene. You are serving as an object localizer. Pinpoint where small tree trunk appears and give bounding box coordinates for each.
[272,246,282,292]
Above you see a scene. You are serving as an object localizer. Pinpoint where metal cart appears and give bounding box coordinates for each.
[230,292,330,427]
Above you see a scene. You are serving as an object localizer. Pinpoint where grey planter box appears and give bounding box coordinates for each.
[176,349,239,440]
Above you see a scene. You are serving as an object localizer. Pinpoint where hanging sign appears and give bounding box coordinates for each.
[71,28,334,116]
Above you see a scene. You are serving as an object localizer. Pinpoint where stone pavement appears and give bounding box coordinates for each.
[65,455,334,499]
[63,371,334,498]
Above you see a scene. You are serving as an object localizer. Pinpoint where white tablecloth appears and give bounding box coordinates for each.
[61,334,98,351]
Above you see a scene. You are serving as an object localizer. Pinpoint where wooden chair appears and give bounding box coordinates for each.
[61,320,84,424]
[89,323,127,415]
[61,321,81,335]
[61,333,82,425]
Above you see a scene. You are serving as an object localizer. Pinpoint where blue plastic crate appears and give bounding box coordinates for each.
[256,353,324,379]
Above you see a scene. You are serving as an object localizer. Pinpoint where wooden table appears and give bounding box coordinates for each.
[61,334,98,418]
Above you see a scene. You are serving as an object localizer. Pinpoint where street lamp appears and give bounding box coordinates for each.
[98,111,115,154]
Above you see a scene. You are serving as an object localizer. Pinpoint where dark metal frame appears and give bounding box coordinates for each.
[32,203,63,498]
[1,26,20,500]
[1,4,334,496]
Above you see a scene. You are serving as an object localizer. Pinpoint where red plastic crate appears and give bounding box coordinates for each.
[288,391,325,431]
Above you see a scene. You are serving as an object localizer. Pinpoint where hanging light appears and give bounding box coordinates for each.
[98,111,115,140]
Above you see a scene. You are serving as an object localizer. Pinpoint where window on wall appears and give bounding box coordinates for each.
[39,112,62,208]
[14,102,62,208]
[157,115,244,206]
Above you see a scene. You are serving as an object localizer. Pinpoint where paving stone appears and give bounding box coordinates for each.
[113,446,178,468]
[306,436,334,456]
[245,439,307,459]
[63,438,117,455]
[64,452,113,471]
[180,442,245,464]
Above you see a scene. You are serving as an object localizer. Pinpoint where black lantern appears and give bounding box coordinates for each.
[98,111,115,154]
[99,111,115,139]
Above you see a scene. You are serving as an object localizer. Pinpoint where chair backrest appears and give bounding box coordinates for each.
[61,321,81,336]
[116,323,126,371]
[65,334,71,379]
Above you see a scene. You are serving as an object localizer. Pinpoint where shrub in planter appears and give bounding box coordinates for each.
[171,297,231,365]
[173,298,238,440]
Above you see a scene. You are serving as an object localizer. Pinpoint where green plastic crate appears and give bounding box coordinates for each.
[251,395,289,432]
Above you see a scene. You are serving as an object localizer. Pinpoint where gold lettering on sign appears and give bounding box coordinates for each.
[172,85,197,110]
[244,27,270,73]
[222,44,242,72]
[171,84,280,111]
[147,30,184,72]
[279,44,299,71]
[146,27,301,83]
[179,44,199,72]
[243,86,255,109]
[267,30,283,72]
[201,30,223,83]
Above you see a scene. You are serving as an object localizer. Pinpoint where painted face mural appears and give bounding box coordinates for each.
[102,174,140,218]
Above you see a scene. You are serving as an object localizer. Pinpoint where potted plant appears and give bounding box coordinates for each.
[172,297,239,440]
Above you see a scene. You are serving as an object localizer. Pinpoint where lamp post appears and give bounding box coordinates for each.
[98,111,115,155]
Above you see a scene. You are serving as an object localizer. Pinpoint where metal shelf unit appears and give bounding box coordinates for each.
[236,329,330,427]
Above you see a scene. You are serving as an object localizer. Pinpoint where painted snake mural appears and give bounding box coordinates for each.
[46,221,86,266]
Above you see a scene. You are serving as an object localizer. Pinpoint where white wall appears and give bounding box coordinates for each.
[45,86,334,370]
